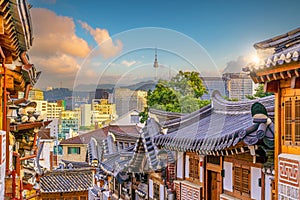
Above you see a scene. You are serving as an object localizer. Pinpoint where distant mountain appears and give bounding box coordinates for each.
[44,88,72,101]
[74,81,156,92]
[44,81,157,101]
[121,80,156,91]
[74,84,115,91]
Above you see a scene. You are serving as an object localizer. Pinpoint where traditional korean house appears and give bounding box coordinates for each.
[0,0,51,199]
[154,91,275,200]
[60,124,140,163]
[39,168,94,199]
[247,27,300,199]
[89,119,176,200]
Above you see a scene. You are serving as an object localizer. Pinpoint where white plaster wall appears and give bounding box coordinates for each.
[177,152,184,178]
[185,155,189,178]
[39,141,52,170]
[159,184,164,200]
[149,179,153,199]
[223,161,233,192]
[251,167,262,199]
[265,175,273,200]
[200,156,204,183]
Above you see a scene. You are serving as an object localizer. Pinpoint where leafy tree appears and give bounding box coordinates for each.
[139,71,210,122]
[246,84,274,100]
[164,71,207,98]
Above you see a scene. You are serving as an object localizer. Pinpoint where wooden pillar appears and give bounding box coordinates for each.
[50,151,53,171]
[274,92,281,199]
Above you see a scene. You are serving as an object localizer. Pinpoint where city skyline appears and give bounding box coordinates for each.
[28,0,300,89]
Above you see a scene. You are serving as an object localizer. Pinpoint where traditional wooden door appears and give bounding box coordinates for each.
[207,170,218,200]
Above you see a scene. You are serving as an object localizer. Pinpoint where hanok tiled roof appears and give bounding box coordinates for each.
[247,27,300,83]
[60,125,140,145]
[154,91,274,155]
[61,160,91,168]
[87,125,140,164]
[98,119,175,177]
[149,108,186,123]
[88,137,104,164]
[123,119,161,173]
[0,0,33,58]
[40,168,93,193]
[100,149,134,176]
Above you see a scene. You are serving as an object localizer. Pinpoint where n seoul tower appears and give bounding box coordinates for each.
[153,48,159,80]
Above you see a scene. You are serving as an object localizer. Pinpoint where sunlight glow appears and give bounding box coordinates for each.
[251,54,260,64]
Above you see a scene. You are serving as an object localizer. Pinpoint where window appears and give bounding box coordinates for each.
[207,155,220,165]
[189,155,199,180]
[283,96,300,145]
[67,147,80,154]
[233,164,250,198]
[130,115,140,124]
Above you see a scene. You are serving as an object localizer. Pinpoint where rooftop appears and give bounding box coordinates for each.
[60,124,140,145]
[155,91,274,155]
[40,168,93,193]
[248,27,300,83]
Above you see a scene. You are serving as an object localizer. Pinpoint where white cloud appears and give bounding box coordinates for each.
[30,8,91,58]
[29,8,95,88]
[79,21,123,59]
[121,60,137,67]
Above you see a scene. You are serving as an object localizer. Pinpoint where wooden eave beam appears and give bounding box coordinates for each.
[291,76,300,89]
[273,73,278,80]
[280,72,285,79]
[255,62,300,77]
[295,69,300,77]
[265,80,279,93]
[287,71,292,78]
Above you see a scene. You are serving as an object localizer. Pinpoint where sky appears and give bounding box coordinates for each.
[28,0,300,90]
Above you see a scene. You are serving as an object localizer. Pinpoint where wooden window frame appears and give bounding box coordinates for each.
[282,96,300,146]
[233,163,250,198]
[186,154,200,183]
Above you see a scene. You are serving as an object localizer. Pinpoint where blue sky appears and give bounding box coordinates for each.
[28,0,300,89]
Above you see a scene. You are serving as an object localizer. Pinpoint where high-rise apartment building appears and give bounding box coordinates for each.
[80,104,92,127]
[59,110,80,140]
[114,88,147,116]
[28,88,44,100]
[91,99,117,126]
[95,89,109,99]
[47,102,63,119]
[222,72,254,101]
[34,100,48,120]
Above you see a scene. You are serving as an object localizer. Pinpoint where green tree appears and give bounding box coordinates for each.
[246,84,274,100]
[139,71,210,122]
